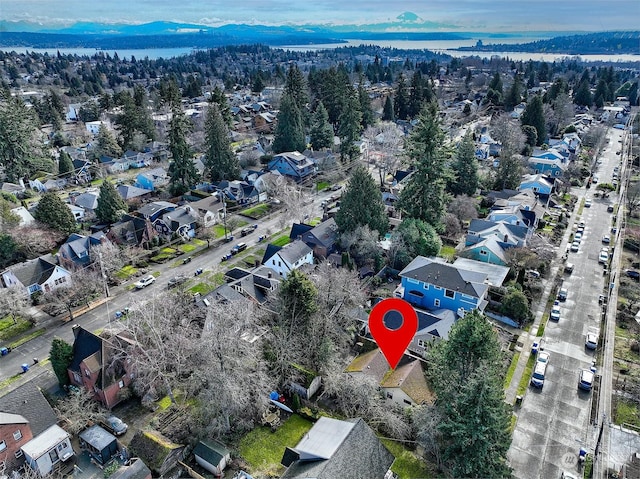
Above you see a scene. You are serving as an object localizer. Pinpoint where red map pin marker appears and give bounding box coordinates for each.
[369,298,418,369]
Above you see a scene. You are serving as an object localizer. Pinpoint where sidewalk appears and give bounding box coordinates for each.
[504,195,582,405]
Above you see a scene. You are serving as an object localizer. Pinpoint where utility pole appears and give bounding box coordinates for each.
[98,251,110,298]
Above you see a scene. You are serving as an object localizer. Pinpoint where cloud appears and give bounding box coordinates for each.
[2,0,638,31]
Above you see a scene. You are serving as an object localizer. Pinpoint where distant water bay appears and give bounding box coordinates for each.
[1,38,638,62]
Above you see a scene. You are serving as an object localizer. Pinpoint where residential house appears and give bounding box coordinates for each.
[129,429,185,476]
[518,174,554,199]
[66,103,81,122]
[10,206,35,226]
[451,257,510,287]
[73,190,100,215]
[262,240,313,278]
[224,266,281,305]
[43,178,68,191]
[117,184,152,202]
[396,256,489,315]
[459,236,510,266]
[67,204,86,221]
[253,111,276,133]
[21,425,74,476]
[302,149,338,171]
[135,167,168,191]
[214,180,262,205]
[345,349,433,406]
[465,219,528,248]
[71,158,93,183]
[1,254,72,296]
[57,232,107,270]
[137,201,176,222]
[154,205,199,240]
[67,325,134,409]
[0,181,26,196]
[193,440,231,477]
[109,458,153,479]
[0,382,58,474]
[267,151,316,183]
[78,425,119,466]
[85,120,103,135]
[124,150,153,169]
[188,194,223,227]
[299,218,339,259]
[107,214,155,248]
[280,417,394,479]
[528,149,568,177]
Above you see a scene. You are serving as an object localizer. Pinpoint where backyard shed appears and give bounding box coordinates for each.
[193,439,231,477]
[79,425,119,465]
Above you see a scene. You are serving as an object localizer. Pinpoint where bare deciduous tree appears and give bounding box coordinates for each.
[363,122,405,186]
[46,268,103,320]
[91,241,125,282]
[10,226,64,258]
[54,386,107,435]
[0,286,30,323]
[115,292,203,404]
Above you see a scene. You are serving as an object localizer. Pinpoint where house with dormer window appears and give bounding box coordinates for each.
[396,256,489,315]
[1,255,72,296]
[268,151,316,183]
[262,240,313,278]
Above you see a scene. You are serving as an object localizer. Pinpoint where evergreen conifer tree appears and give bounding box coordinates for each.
[203,103,240,181]
[335,165,388,235]
[95,180,127,224]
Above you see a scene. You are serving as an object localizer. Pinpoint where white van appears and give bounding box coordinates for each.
[530,361,548,389]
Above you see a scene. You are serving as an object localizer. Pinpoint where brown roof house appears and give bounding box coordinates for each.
[67,325,135,409]
[345,348,433,407]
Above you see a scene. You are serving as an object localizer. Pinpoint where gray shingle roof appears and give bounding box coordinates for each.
[0,382,58,436]
[6,254,59,287]
[399,256,488,298]
[277,240,312,265]
[281,417,393,479]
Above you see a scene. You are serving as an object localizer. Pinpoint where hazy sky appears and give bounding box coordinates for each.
[2,0,639,31]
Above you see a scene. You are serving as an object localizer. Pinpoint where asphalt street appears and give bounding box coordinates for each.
[508,127,626,478]
[0,187,334,384]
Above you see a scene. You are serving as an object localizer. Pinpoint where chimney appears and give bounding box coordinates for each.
[72,324,81,338]
[504,234,508,243]
[268,271,272,278]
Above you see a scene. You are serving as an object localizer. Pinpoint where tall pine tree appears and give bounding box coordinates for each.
[58,150,75,178]
[382,96,395,122]
[272,93,306,154]
[424,310,512,478]
[521,95,546,146]
[203,103,240,181]
[34,192,76,234]
[393,74,410,120]
[337,90,362,162]
[95,180,127,224]
[335,164,388,236]
[357,79,374,129]
[398,103,449,229]
[168,106,199,195]
[309,101,334,150]
[449,131,479,196]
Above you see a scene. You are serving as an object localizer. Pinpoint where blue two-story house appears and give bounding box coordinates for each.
[396,256,489,316]
[267,151,316,182]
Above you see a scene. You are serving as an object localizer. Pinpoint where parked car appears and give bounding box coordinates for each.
[230,242,247,255]
[135,275,155,289]
[530,361,548,389]
[574,232,583,242]
[585,332,598,350]
[602,234,611,244]
[564,263,574,274]
[550,304,561,321]
[578,369,595,391]
[584,198,592,208]
[330,184,343,191]
[525,269,541,279]
[537,351,550,365]
[626,269,640,280]
[114,308,130,319]
[101,416,128,436]
[557,288,568,301]
[598,251,609,264]
[570,241,580,252]
[607,204,614,213]
[167,276,187,289]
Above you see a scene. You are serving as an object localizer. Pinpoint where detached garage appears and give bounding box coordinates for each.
[79,425,119,465]
[193,440,231,477]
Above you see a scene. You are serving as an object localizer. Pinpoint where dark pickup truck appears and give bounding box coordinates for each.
[231,242,248,255]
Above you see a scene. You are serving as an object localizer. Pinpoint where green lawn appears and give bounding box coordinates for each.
[0,316,32,341]
[212,224,227,238]
[177,243,197,253]
[439,245,456,260]
[381,439,431,479]
[614,398,640,428]
[504,351,521,389]
[242,203,271,219]
[8,328,45,349]
[238,415,313,477]
[516,354,536,396]
[272,235,291,247]
[115,265,139,280]
[317,181,330,191]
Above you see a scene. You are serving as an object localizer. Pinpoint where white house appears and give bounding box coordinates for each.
[10,206,35,226]
[85,121,104,135]
[21,425,74,476]
[66,104,81,122]
[264,240,313,278]
[1,255,72,296]
[67,204,86,221]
